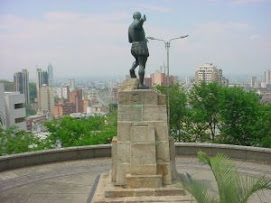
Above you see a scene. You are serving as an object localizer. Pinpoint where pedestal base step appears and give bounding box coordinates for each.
[92,173,192,203]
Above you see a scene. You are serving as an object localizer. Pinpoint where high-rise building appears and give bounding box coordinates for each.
[69,89,83,113]
[0,84,27,130]
[36,68,48,87]
[53,101,75,118]
[151,71,167,86]
[39,85,54,117]
[68,78,75,91]
[56,86,70,100]
[47,64,54,87]
[250,76,257,88]
[14,69,30,104]
[264,70,271,85]
[195,63,228,85]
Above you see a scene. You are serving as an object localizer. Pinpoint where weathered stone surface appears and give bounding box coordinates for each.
[120,78,139,91]
[116,142,130,163]
[131,144,156,165]
[118,89,159,105]
[118,105,143,122]
[115,163,130,186]
[117,121,132,141]
[130,164,157,175]
[93,173,190,202]
[169,137,179,182]
[156,141,171,162]
[112,88,177,189]
[143,105,167,121]
[111,137,117,182]
[158,94,166,105]
[157,163,172,185]
[125,174,162,188]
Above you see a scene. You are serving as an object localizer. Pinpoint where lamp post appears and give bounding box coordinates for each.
[147,35,188,134]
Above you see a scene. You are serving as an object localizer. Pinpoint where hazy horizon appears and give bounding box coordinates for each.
[1,0,271,81]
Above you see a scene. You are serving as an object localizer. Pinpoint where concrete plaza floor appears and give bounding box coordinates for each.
[0,156,270,203]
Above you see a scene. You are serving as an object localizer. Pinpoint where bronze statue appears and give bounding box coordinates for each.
[128,11,149,88]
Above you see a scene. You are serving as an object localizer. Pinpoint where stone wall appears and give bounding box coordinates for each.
[1,143,270,172]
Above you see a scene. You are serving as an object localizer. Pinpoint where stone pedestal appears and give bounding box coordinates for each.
[112,88,178,187]
[92,80,188,202]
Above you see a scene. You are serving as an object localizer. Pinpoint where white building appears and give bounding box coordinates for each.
[195,63,228,85]
[0,84,27,130]
[56,86,70,100]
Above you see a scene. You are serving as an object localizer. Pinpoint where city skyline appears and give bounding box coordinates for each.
[0,0,271,80]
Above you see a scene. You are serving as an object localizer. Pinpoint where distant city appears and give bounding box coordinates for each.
[0,62,270,137]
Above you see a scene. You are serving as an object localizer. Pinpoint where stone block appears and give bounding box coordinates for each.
[143,90,158,105]
[143,105,167,121]
[111,137,117,182]
[154,122,168,141]
[131,144,156,165]
[156,141,171,162]
[157,163,172,185]
[119,89,159,105]
[131,125,155,143]
[116,142,130,163]
[120,78,139,91]
[117,121,131,141]
[115,163,130,186]
[125,174,162,188]
[130,164,157,175]
[158,94,166,105]
[118,105,143,122]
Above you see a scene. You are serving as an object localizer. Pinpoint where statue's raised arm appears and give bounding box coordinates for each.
[128,12,149,89]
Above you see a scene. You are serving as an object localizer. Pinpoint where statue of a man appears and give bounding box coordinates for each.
[128,11,149,89]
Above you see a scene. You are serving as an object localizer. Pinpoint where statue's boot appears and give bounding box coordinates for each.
[130,68,137,78]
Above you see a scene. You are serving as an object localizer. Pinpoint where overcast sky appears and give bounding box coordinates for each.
[0,0,270,80]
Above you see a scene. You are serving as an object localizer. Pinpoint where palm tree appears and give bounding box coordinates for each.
[180,151,271,203]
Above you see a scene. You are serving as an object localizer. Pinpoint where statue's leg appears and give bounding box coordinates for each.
[138,56,147,88]
[130,59,138,78]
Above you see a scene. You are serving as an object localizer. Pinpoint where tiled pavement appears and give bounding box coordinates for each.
[0,156,270,203]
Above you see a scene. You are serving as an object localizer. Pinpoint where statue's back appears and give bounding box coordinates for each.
[128,20,145,43]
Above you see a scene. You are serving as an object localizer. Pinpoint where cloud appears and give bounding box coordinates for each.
[0,11,132,79]
[138,4,172,13]
[231,0,271,4]
[196,21,250,35]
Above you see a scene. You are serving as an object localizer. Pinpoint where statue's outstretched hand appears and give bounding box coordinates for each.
[142,15,146,21]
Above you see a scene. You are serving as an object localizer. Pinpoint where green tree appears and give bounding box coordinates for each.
[189,83,222,141]
[0,127,42,156]
[181,151,271,203]
[44,112,117,148]
[253,103,271,147]
[218,87,261,145]
[29,82,37,102]
[156,84,188,141]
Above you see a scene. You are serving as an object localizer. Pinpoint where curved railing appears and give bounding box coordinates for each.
[0,143,270,172]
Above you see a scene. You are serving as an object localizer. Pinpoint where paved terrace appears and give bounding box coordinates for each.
[0,143,270,203]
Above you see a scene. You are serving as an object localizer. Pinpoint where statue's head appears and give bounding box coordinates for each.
[133,11,141,20]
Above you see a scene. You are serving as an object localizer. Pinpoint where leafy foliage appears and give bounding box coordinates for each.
[29,82,37,102]
[0,127,42,156]
[44,111,117,148]
[180,151,271,203]
[156,82,270,147]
